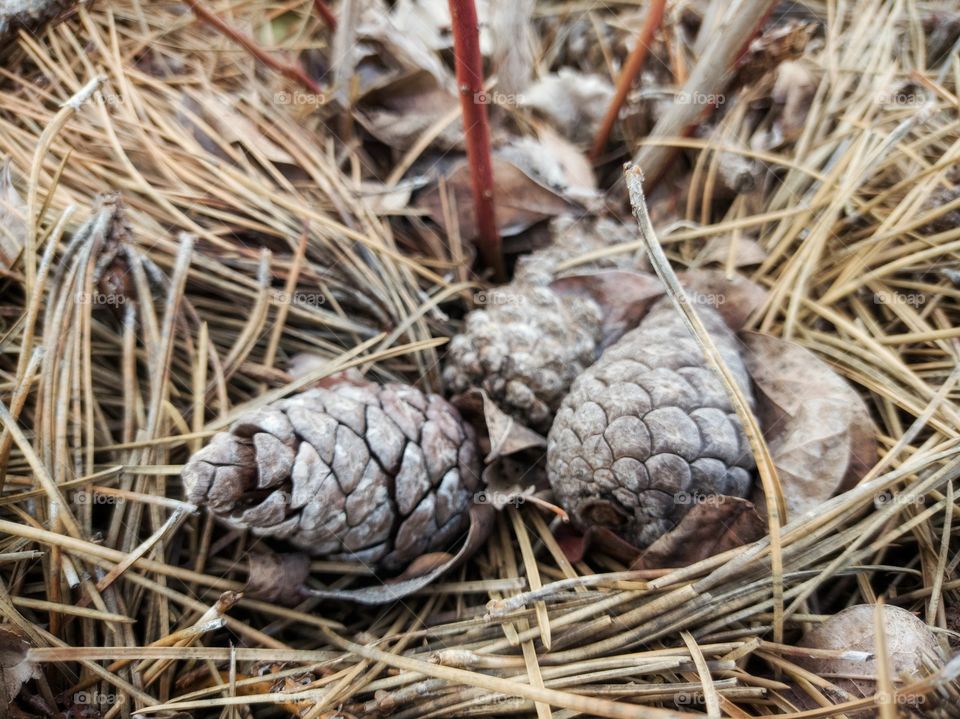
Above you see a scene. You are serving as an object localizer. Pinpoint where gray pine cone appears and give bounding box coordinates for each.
[181,380,480,573]
[547,297,756,548]
[443,216,642,432]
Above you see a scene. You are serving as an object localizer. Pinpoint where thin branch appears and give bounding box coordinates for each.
[185,0,324,96]
[447,0,505,281]
[589,0,666,161]
[312,0,338,30]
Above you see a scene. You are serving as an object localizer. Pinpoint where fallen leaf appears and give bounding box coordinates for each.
[417,156,579,240]
[553,523,644,566]
[549,269,665,345]
[397,551,456,579]
[0,627,35,708]
[741,332,879,517]
[697,235,768,268]
[453,388,545,463]
[389,0,492,54]
[303,503,496,604]
[520,69,615,144]
[357,5,456,93]
[795,604,942,717]
[498,130,598,199]
[773,60,816,142]
[246,551,311,606]
[180,91,296,165]
[632,496,767,569]
[679,269,768,330]
[357,72,461,150]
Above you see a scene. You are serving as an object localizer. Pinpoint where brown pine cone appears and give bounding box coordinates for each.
[547,297,756,549]
[443,217,642,432]
[181,380,480,573]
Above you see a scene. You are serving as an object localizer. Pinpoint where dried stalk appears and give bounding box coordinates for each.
[589,0,666,161]
[447,0,504,280]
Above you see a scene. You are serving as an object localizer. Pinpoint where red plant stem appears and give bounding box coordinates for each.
[185,0,324,96]
[313,0,338,30]
[447,0,504,281]
[589,0,667,162]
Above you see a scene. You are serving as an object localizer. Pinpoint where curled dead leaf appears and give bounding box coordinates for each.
[742,332,879,517]
[0,627,35,708]
[794,604,942,717]
[417,156,579,240]
[679,269,768,330]
[302,503,496,604]
[632,496,767,569]
[549,269,665,346]
[452,388,545,463]
[246,551,310,606]
[697,235,768,268]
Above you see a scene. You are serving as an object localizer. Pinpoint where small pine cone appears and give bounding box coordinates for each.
[182,381,480,573]
[547,297,756,549]
[443,216,641,432]
[443,286,603,433]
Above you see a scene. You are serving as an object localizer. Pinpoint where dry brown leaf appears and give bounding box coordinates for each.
[742,332,879,517]
[520,69,614,144]
[679,269,768,330]
[772,60,817,142]
[390,0,491,54]
[549,269,665,345]
[303,503,496,604]
[357,72,461,150]
[246,551,311,606]
[0,627,35,709]
[452,388,545,463]
[498,131,598,200]
[795,604,942,716]
[632,496,767,569]
[180,91,296,165]
[417,156,578,239]
[697,235,768,268]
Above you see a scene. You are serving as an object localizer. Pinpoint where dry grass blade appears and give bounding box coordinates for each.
[0,1,959,718]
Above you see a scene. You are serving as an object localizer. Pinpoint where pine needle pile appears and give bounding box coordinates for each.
[1,1,959,718]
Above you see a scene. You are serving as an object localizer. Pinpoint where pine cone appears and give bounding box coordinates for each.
[547,297,756,548]
[443,217,641,432]
[181,380,481,573]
